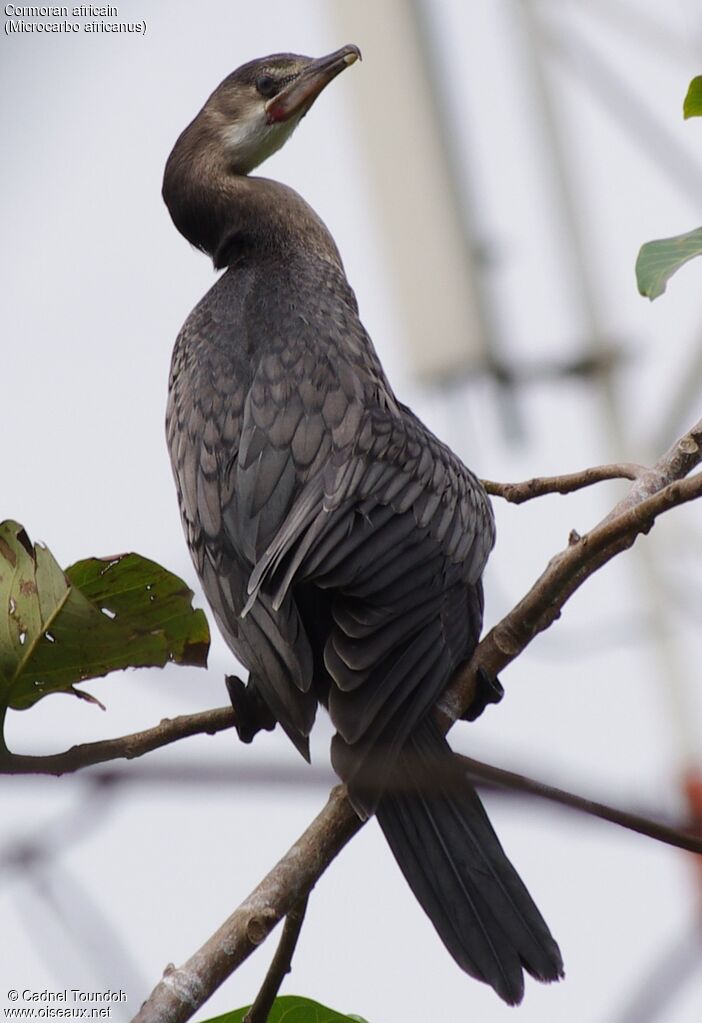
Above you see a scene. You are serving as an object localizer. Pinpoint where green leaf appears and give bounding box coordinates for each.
[635,227,702,299]
[683,76,702,118]
[0,520,209,712]
[201,995,369,1023]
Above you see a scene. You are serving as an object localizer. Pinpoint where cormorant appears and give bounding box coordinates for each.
[163,45,563,1004]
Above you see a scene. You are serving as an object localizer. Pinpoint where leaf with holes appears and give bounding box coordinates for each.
[635,226,702,300]
[0,520,209,713]
[201,996,370,1023]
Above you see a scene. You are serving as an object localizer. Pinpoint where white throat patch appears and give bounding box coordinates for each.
[221,109,301,174]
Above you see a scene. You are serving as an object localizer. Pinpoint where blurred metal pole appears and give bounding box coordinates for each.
[551,0,693,64]
[515,0,697,766]
[328,0,506,392]
[542,13,702,209]
[651,321,702,450]
[514,0,616,404]
[609,919,702,1023]
[540,6,702,483]
[540,5,702,453]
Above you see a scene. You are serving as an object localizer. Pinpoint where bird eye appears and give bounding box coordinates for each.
[255,74,278,98]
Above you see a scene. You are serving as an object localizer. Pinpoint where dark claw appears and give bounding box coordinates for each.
[225,674,276,743]
[463,667,505,722]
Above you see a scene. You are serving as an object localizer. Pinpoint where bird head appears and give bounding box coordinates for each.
[207,44,361,175]
[163,45,360,262]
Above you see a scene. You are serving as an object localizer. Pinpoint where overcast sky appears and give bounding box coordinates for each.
[2,2,702,1021]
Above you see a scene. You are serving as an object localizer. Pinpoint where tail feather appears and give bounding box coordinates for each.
[373,720,563,1005]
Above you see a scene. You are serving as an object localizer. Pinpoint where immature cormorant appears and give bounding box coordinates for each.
[163,45,563,1004]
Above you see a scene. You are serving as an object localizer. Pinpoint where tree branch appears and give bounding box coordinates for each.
[130,748,702,1023]
[482,462,644,503]
[243,896,309,1023]
[6,749,700,855]
[7,420,702,782]
[131,788,361,1023]
[131,416,702,1023]
[457,756,702,855]
[0,707,236,776]
[439,467,702,725]
[603,415,702,523]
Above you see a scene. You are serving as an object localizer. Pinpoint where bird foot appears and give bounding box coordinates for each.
[462,667,504,722]
[225,675,276,743]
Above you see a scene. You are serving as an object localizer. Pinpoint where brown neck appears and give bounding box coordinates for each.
[162,119,342,271]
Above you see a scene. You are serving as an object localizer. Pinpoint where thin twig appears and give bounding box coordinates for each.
[0,708,235,776]
[6,752,701,857]
[439,469,702,725]
[244,896,309,1023]
[457,756,702,855]
[482,463,643,504]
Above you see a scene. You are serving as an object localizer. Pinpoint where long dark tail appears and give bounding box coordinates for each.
[374,719,564,1005]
